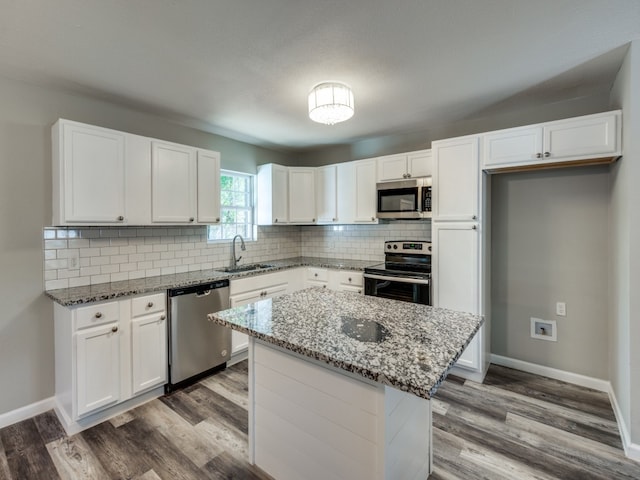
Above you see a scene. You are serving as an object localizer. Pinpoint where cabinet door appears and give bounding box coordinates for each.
[76,323,120,417]
[377,154,407,181]
[407,149,432,178]
[131,313,167,395]
[432,136,480,222]
[151,141,197,223]
[482,126,542,168]
[272,164,289,224]
[336,162,355,224]
[61,122,126,223]
[289,168,316,223]
[229,291,263,354]
[353,159,378,223]
[432,222,479,315]
[316,165,337,223]
[544,112,619,161]
[197,150,221,224]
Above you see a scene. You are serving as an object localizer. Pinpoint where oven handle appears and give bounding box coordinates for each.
[364,273,430,285]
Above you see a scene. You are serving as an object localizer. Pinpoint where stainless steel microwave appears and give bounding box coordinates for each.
[376,177,432,219]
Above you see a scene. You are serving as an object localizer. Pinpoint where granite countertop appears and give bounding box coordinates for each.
[45,257,373,306]
[208,287,484,400]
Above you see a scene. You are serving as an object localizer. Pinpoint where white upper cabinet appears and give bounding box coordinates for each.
[53,120,128,225]
[196,150,221,224]
[151,142,221,224]
[353,159,378,223]
[432,135,480,222]
[289,167,316,223]
[315,165,337,223]
[257,163,289,225]
[52,119,220,226]
[377,149,432,181]
[151,141,197,223]
[336,162,356,224]
[377,150,432,182]
[482,110,621,171]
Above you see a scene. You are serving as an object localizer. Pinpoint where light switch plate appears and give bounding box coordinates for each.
[556,302,566,316]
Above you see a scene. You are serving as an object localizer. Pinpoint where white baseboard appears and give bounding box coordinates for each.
[607,383,640,462]
[0,396,55,429]
[490,354,610,392]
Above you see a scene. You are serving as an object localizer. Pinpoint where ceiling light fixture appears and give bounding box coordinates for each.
[308,82,354,125]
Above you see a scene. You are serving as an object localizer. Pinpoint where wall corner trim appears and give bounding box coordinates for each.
[0,396,55,429]
[608,383,640,463]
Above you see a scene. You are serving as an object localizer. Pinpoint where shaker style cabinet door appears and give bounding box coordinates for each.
[543,112,619,161]
[432,136,480,222]
[482,126,542,169]
[289,168,316,223]
[131,313,168,395]
[407,149,432,178]
[151,141,197,223]
[377,154,408,181]
[75,323,121,416]
[196,150,221,224]
[60,122,126,223]
[353,159,378,223]
[315,165,337,223]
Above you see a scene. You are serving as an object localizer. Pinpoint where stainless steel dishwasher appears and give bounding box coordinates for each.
[167,279,231,392]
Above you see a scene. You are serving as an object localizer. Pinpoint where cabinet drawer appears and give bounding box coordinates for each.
[333,271,363,287]
[131,293,166,318]
[75,302,119,330]
[307,267,328,282]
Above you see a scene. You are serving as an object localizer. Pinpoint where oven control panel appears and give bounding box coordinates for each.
[384,241,432,254]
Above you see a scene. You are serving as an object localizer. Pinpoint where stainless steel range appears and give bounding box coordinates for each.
[364,240,432,305]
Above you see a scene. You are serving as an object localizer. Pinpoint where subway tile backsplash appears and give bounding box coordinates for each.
[43,221,431,290]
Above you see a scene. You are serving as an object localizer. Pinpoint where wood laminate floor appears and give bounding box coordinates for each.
[1,362,639,479]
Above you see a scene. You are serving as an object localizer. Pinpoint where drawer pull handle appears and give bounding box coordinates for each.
[160,314,166,320]
[95,312,102,318]
[117,216,124,221]
[189,217,194,222]
[147,302,154,308]
[314,273,318,277]
[111,326,118,333]
[544,151,551,157]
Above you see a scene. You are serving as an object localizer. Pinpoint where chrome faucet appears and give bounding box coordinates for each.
[232,234,246,268]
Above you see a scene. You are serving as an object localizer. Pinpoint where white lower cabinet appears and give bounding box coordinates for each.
[75,321,121,416]
[54,292,167,432]
[229,271,293,356]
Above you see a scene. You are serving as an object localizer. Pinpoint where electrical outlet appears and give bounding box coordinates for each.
[68,250,80,271]
[556,302,566,316]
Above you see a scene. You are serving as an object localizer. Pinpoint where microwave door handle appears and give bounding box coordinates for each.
[364,273,430,285]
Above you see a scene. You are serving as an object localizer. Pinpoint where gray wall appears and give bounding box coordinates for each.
[0,75,291,416]
[609,41,640,447]
[490,166,610,379]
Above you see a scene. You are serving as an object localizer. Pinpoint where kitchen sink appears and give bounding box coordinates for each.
[221,263,275,273]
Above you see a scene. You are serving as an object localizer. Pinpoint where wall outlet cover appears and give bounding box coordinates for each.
[531,317,557,342]
[556,302,566,316]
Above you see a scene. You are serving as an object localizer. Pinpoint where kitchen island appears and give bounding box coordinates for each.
[208,288,483,480]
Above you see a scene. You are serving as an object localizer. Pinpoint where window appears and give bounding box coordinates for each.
[207,170,256,241]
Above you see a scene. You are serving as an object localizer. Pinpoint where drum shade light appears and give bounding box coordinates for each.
[308,82,354,125]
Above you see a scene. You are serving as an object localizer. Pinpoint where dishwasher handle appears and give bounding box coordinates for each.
[196,290,211,297]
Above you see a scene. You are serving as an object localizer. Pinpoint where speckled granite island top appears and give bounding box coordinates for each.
[208,287,484,400]
[45,257,372,306]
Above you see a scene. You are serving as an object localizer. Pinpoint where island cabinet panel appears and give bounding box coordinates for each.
[249,341,431,480]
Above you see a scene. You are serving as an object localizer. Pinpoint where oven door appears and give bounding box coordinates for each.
[364,273,431,305]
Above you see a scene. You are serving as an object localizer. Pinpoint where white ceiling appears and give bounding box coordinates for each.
[1,0,639,151]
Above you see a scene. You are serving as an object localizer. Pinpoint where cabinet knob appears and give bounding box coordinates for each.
[274,218,278,223]
[216,218,220,222]
[472,215,477,220]
[314,273,318,277]
[348,277,352,282]
[472,225,477,230]
[358,289,362,294]
[117,216,124,221]
[544,151,551,157]
[371,217,375,221]
[111,326,118,333]
[160,314,166,320]
[95,312,102,318]
[536,153,543,159]
[406,173,411,178]
[147,302,154,308]
[189,217,194,222]
[312,218,316,222]
[332,218,336,222]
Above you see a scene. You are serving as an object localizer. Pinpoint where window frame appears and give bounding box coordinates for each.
[207,169,257,242]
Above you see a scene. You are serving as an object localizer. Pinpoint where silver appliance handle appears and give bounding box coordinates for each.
[195,290,211,297]
[364,273,430,285]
